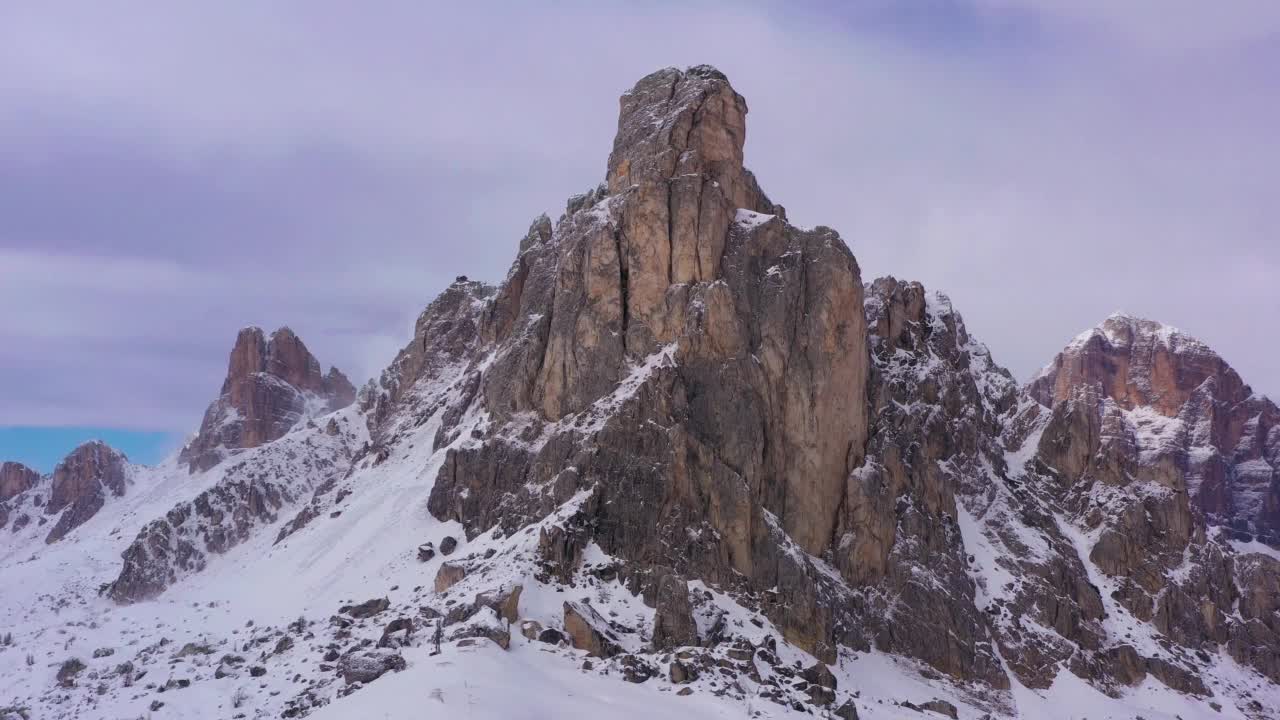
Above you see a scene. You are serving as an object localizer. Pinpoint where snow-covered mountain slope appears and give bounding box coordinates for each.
[1,65,1277,720]
[0,408,365,718]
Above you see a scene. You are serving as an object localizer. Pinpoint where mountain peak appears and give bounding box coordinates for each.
[45,440,130,543]
[1097,312,1197,348]
[1060,312,1189,351]
[606,64,770,216]
[1031,312,1246,416]
[180,325,356,472]
[0,461,40,502]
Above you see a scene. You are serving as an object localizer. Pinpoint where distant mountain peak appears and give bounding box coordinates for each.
[1032,312,1241,416]
[1027,309,1279,544]
[0,460,39,503]
[179,325,356,472]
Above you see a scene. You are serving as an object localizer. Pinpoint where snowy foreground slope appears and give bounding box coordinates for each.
[3,65,1279,720]
[1,402,1263,720]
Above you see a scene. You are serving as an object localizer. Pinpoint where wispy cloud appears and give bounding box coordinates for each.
[2,0,1277,430]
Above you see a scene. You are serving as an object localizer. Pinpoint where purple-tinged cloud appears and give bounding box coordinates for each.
[2,1,1278,432]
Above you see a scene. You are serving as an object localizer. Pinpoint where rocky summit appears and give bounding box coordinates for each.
[0,66,1276,720]
[0,441,131,546]
[179,326,356,472]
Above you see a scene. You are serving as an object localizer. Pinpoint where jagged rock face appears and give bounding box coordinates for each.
[1013,314,1280,686]
[858,280,1157,693]
[384,66,1246,696]
[1233,554,1280,681]
[848,278,1019,687]
[181,327,356,472]
[651,574,697,650]
[364,277,496,434]
[1029,313,1280,542]
[361,66,871,666]
[0,461,38,502]
[0,461,41,532]
[44,441,129,544]
[605,65,777,295]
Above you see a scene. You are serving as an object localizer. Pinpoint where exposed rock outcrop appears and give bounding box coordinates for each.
[563,601,622,658]
[44,442,129,544]
[337,648,405,685]
[1029,313,1280,543]
[651,574,697,650]
[368,65,1280,703]
[1011,313,1280,686]
[398,65,873,669]
[0,461,40,531]
[180,327,356,472]
[434,563,466,593]
[0,462,38,502]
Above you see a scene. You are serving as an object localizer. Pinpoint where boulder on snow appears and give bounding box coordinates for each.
[56,658,85,687]
[802,661,837,689]
[807,684,837,707]
[619,654,656,683]
[537,628,565,645]
[440,536,458,555]
[520,620,544,641]
[651,574,697,650]
[475,584,522,623]
[417,542,436,562]
[434,563,466,593]
[175,642,214,658]
[563,601,622,658]
[337,648,406,685]
[447,606,511,650]
[834,699,860,720]
[341,597,390,619]
[919,699,958,719]
[669,659,697,684]
[378,618,414,648]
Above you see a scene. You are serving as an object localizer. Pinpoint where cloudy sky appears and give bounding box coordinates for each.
[2,1,1278,468]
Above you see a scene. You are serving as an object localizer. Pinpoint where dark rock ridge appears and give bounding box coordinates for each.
[106,418,361,603]
[851,278,1017,686]
[180,326,356,472]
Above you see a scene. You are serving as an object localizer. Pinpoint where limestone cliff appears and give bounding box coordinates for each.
[180,326,356,472]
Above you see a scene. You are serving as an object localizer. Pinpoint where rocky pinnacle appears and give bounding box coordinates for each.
[180,326,356,472]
